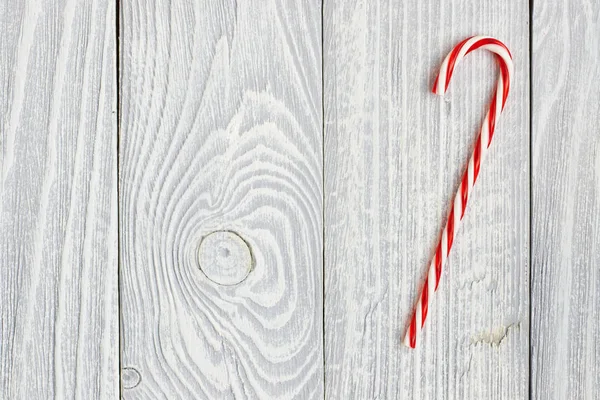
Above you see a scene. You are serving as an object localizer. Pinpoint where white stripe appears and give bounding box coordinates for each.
[415,299,422,343]
[441,230,448,265]
[468,154,475,193]
[435,60,449,95]
[496,75,505,115]
[481,116,490,151]
[480,43,513,70]
[458,36,483,59]
[428,262,437,293]
[454,191,463,226]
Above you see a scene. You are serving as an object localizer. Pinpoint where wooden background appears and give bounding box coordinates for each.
[1,0,598,399]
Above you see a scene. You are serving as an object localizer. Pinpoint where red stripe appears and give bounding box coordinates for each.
[421,278,429,327]
[447,206,455,251]
[444,37,472,90]
[474,135,482,181]
[488,95,497,146]
[499,60,511,108]
[409,318,417,348]
[466,37,511,57]
[432,74,440,94]
[460,172,469,219]
[435,245,442,289]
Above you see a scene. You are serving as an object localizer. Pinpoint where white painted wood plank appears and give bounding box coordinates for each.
[119,1,323,398]
[324,1,529,398]
[0,0,119,398]
[531,1,600,399]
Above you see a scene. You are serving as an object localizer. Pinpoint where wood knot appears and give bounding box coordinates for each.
[197,230,253,285]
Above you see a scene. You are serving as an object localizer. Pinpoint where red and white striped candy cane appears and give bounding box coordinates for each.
[404,36,513,348]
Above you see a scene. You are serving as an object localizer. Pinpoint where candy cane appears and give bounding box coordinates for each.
[404,36,513,348]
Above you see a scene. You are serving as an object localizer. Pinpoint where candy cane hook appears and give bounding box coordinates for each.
[404,36,514,348]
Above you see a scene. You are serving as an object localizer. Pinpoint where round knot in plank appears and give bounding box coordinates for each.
[198,230,253,285]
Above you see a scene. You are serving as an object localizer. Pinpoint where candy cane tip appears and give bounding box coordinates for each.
[432,84,446,96]
[432,75,444,96]
[402,333,415,348]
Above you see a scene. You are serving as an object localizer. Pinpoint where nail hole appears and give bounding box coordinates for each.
[122,367,141,389]
[218,246,231,258]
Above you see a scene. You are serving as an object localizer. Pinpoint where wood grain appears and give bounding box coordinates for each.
[119,1,323,398]
[531,0,600,399]
[0,0,118,398]
[324,1,529,398]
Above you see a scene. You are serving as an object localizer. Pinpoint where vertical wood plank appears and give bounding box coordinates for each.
[531,1,600,399]
[324,1,529,398]
[119,1,323,398]
[0,0,118,398]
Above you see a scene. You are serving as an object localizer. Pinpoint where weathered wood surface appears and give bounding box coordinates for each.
[2,1,599,398]
[119,1,323,398]
[324,1,530,398]
[531,1,600,399]
[0,0,118,399]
